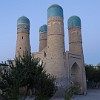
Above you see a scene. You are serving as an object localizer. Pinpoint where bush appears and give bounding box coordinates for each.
[35,95,49,100]
[65,85,80,100]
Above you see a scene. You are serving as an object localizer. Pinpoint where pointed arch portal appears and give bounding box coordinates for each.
[71,62,81,86]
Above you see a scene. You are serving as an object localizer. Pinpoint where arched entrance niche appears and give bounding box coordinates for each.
[71,62,81,86]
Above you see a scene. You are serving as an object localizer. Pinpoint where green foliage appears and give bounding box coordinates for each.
[35,95,49,100]
[85,64,100,83]
[65,93,71,100]
[0,53,56,100]
[64,85,80,100]
[0,61,20,100]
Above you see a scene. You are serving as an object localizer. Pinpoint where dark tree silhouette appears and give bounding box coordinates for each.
[0,53,57,100]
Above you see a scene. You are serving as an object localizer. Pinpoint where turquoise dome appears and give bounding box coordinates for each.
[68,16,81,28]
[39,24,47,33]
[47,4,63,18]
[17,16,30,25]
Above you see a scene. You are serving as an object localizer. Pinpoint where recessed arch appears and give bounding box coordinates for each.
[71,62,81,86]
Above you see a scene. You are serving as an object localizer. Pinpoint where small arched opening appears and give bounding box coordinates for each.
[44,51,46,57]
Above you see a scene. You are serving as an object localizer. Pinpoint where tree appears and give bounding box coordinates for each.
[85,64,100,88]
[0,53,56,100]
[97,63,100,67]
[0,60,20,100]
[85,64,100,82]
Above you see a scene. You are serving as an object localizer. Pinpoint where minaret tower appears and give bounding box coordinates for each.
[68,16,83,55]
[39,24,47,51]
[16,16,30,57]
[68,16,87,94]
[46,4,67,96]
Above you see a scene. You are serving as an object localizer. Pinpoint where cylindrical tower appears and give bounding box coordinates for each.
[39,24,47,51]
[68,16,83,55]
[16,16,30,57]
[68,16,87,94]
[46,4,67,96]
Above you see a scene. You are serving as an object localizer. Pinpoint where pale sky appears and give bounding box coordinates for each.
[0,0,100,65]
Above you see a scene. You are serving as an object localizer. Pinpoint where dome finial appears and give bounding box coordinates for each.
[39,24,47,33]
[17,16,30,25]
[47,4,63,18]
[68,16,81,28]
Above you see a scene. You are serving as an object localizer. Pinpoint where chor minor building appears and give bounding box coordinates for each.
[15,4,87,97]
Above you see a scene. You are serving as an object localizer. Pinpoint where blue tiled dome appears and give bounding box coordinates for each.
[17,16,30,25]
[39,24,47,33]
[68,16,81,28]
[47,4,63,18]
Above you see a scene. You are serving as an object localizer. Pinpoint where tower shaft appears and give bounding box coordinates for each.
[68,27,83,55]
[46,16,67,91]
[39,32,47,51]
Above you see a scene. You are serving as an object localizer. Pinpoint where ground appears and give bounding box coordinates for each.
[54,89,100,100]
[73,89,100,100]
[24,89,100,100]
